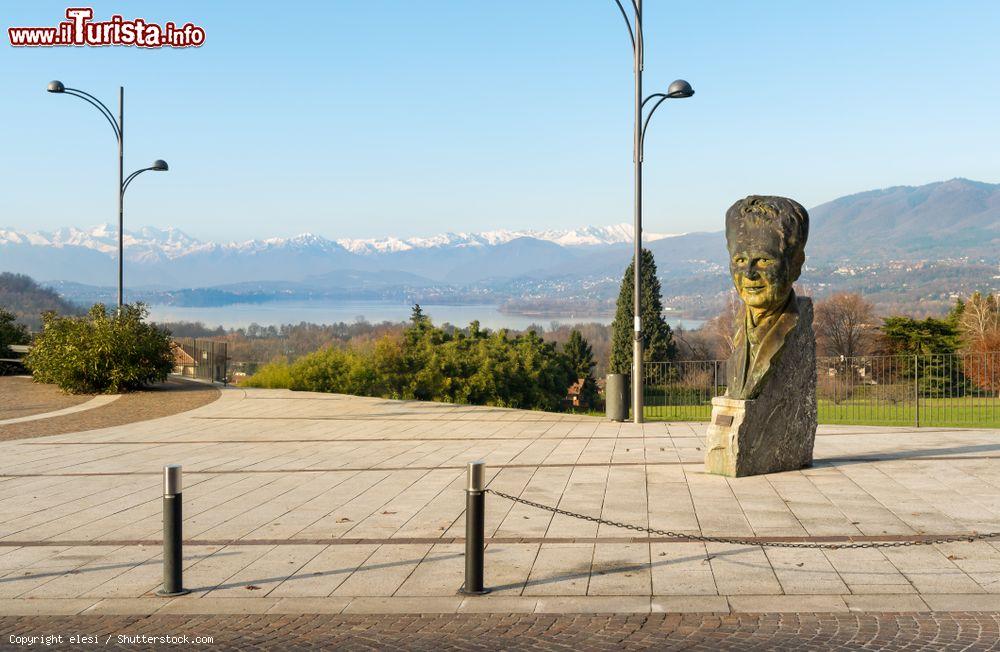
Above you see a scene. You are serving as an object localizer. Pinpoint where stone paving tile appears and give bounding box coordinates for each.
[457,596,538,613]
[80,598,166,615]
[331,543,431,597]
[533,596,651,613]
[0,598,98,615]
[395,543,464,596]
[482,543,537,596]
[649,542,718,595]
[704,544,782,595]
[342,596,463,614]
[764,547,849,595]
[920,593,1000,611]
[521,544,592,596]
[21,545,159,599]
[650,596,729,613]
[587,543,651,595]
[266,597,351,614]
[0,546,121,598]
[157,597,279,614]
[823,547,915,594]
[843,594,929,612]
[267,544,377,597]
[182,545,276,594]
[206,544,325,597]
[728,594,849,612]
[883,546,988,594]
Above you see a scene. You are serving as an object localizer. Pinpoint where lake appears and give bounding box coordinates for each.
[147,300,704,331]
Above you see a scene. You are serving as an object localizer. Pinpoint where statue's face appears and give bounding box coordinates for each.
[728,227,792,312]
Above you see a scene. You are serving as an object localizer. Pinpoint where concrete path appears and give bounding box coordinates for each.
[0,395,119,426]
[1,387,1000,616]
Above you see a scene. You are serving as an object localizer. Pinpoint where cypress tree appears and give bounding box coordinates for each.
[609,248,677,374]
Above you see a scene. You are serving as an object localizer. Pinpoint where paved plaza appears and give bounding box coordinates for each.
[1,386,1000,623]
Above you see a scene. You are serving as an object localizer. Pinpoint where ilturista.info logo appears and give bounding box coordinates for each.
[8,7,205,48]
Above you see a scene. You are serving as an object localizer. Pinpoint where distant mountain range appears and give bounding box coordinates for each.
[0,221,687,287]
[1,178,997,318]
[0,222,679,263]
[809,177,999,259]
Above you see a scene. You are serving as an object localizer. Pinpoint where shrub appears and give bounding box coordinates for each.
[25,303,174,394]
[240,359,294,388]
[241,315,578,411]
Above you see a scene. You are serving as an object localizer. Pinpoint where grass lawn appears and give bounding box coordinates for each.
[642,397,1000,428]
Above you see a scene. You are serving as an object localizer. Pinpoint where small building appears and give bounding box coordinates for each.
[565,377,596,410]
[171,342,196,377]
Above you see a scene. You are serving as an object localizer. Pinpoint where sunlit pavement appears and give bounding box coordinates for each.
[1,388,1000,619]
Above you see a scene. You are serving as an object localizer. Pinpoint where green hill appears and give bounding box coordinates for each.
[0,272,81,330]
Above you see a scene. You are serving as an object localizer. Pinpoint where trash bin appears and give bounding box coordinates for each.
[605,373,628,422]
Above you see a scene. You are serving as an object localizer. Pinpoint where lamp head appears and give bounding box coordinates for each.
[47,80,66,94]
[666,79,694,99]
[151,159,169,171]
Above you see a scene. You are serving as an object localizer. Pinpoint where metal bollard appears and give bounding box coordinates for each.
[156,465,190,597]
[460,461,489,595]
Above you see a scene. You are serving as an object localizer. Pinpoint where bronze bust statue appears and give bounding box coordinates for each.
[724,195,809,400]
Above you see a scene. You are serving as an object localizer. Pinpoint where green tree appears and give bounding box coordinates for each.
[563,329,599,408]
[880,316,963,397]
[880,316,959,355]
[410,304,429,327]
[563,330,595,377]
[0,307,30,357]
[609,249,677,374]
[947,297,965,328]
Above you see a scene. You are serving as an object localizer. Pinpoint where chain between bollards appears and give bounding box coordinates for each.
[156,464,190,597]
[460,461,489,595]
[485,488,1000,550]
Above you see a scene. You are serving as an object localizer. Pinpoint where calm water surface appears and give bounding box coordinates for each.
[147,300,704,331]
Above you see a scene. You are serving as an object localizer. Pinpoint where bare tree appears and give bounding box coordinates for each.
[957,293,1000,395]
[958,292,999,347]
[814,292,876,359]
[705,290,742,358]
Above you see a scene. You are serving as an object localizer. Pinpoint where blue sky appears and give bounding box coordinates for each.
[2,1,998,241]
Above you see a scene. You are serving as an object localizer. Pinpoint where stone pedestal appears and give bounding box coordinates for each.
[704,299,817,477]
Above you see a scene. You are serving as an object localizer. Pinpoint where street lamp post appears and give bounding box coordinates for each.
[47,81,168,310]
[610,1,693,423]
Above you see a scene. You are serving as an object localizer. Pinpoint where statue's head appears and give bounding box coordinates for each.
[725,195,808,313]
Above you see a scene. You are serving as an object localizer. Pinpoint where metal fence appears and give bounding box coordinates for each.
[643,352,1000,427]
[173,338,228,384]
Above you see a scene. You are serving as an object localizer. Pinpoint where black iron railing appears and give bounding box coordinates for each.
[643,352,1000,428]
[172,338,228,384]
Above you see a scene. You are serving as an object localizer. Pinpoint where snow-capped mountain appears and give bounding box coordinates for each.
[335,223,678,255]
[0,223,679,260]
[0,222,694,287]
[0,225,210,260]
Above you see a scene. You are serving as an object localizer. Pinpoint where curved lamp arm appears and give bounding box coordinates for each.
[612,0,636,50]
[62,87,121,141]
[122,161,167,196]
[639,93,670,159]
[121,167,152,196]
